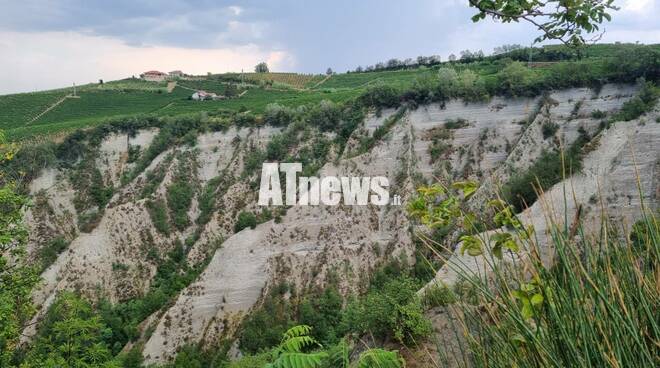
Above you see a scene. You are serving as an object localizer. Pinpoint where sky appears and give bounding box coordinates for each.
[0,0,658,94]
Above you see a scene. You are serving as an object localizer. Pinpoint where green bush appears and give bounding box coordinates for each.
[358,84,400,108]
[612,80,658,122]
[127,145,141,163]
[590,109,607,119]
[306,100,342,131]
[422,283,457,308]
[234,211,257,233]
[0,142,56,190]
[343,276,432,343]
[99,243,209,355]
[497,61,534,96]
[243,148,266,177]
[196,176,223,226]
[36,236,69,273]
[266,134,289,161]
[264,103,296,126]
[429,140,452,161]
[299,287,344,345]
[239,283,294,354]
[444,118,469,130]
[167,181,194,230]
[147,199,170,235]
[541,122,559,139]
[503,144,583,213]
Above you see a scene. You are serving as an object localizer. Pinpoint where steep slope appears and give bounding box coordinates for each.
[18,84,656,364]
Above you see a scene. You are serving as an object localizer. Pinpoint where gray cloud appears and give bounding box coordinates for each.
[0,0,657,93]
[0,0,271,48]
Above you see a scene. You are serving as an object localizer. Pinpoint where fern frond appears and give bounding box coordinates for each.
[279,335,319,353]
[282,325,313,339]
[273,352,328,368]
[327,338,349,368]
[357,348,403,368]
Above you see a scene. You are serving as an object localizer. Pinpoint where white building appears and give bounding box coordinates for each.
[140,70,167,82]
[191,90,226,101]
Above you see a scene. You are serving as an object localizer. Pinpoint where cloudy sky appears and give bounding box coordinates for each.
[0,0,658,94]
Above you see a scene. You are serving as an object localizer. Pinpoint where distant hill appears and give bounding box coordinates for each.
[1,43,657,141]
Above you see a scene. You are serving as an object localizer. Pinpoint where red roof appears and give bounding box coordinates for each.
[143,70,166,75]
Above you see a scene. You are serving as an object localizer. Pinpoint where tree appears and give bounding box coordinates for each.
[448,54,457,62]
[325,67,333,75]
[468,0,617,47]
[458,69,487,101]
[358,85,399,109]
[24,292,119,367]
[306,100,342,131]
[460,49,474,61]
[493,43,523,55]
[498,61,533,95]
[386,59,401,69]
[255,62,269,73]
[436,67,459,98]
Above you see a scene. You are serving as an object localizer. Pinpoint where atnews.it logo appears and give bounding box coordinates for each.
[258,163,400,206]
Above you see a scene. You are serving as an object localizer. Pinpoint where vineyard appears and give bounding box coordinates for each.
[317,68,431,89]
[1,43,657,141]
[241,72,326,89]
[176,80,231,95]
[0,91,70,127]
[94,78,169,92]
[1,82,359,140]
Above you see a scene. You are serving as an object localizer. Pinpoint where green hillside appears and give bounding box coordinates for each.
[1,43,658,141]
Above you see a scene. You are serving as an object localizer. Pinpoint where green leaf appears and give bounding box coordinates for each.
[460,235,483,257]
[358,348,403,368]
[531,293,544,306]
[492,244,503,259]
[521,300,534,319]
[503,239,519,252]
[452,180,478,198]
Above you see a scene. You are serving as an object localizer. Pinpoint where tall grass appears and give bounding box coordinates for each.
[458,211,659,367]
[411,181,659,367]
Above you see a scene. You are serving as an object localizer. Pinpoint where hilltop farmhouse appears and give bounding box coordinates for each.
[140,70,168,82]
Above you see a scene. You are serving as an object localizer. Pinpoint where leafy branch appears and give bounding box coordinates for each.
[468,0,618,47]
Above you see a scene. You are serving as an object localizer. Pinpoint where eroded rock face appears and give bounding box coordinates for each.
[21,84,656,363]
[422,109,659,290]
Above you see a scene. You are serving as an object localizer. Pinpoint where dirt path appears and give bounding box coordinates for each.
[27,95,74,125]
[308,74,332,89]
[176,83,197,91]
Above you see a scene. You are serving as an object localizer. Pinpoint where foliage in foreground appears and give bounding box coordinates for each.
[410,180,659,368]
[0,133,40,366]
[238,325,404,368]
